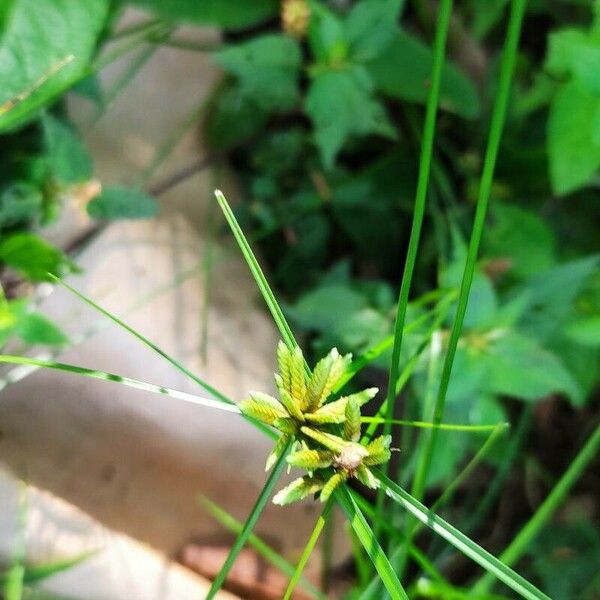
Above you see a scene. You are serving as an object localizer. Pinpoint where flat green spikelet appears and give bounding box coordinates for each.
[301,426,347,454]
[343,396,361,442]
[272,475,325,506]
[320,472,346,502]
[240,392,288,425]
[265,433,291,471]
[364,435,392,466]
[304,397,348,424]
[272,417,297,435]
[306,349,351,410]
[287,448,332,470]
[279,388,304,421]
[342,387,379,407]
[355,465,379,489]
[290,344,308,409]
[276,340,292,394]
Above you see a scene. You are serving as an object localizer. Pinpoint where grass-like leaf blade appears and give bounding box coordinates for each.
[373,469,551,600]
[336,486,409,600]
[205,440,291,599]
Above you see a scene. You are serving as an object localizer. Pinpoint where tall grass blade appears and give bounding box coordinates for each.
[0,355,241,416]
[50,275,231,405]
[199,495,324,599]
[282,498,334,600]
[373,469,551,600]
[399,4,527,579]
[422,0,527,482]
[473,423,600,594]
[377,0,455,536]
[349,490,450,589]
[362,418,507,433]
[214,190,297,351]
[0,262,205,392]
[205,443,291,599]
[336,486,410,600]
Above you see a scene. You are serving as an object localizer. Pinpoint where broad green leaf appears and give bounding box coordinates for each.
[15,312,69,346]
[287,284,367,331]
[0,0,110,131]
[483,202,555,279]
[525,521,600,600]
[547,81,600,195]
[366,30,480,119]
[43,114,93,184]
[0,182,43,229]
[305,65,396,168]
[204,80,269,152]
[483,331,582,404]
[307,3,347,64]
[518,255,599,340]
[87,186,158,220]
[345,0,402,62]
[564,315,600,346]
[215,34,301,112]
[127,0,278,28]
[546,29,600,94]
[0,233,78,281]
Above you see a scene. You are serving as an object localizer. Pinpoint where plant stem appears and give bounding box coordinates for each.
[376,0,454,539]
[215,191,298,352]
[337,486,410,600]
[413,0,526,522]
[473,424,600,595]
[199,495,324,599]
[374,469,551,600]
[205,442,291,599]
[282,499,334,600]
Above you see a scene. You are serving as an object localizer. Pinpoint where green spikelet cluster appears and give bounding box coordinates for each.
[239,341,392,505]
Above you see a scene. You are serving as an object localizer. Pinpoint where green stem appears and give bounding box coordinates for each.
[282,499,334,600]
[376,0,454,537]
[473,424,600,595]
[337,486,410,600]
[374,469,551,600]
[199,495,324,600]
[214,191,298,352]
[205,442,291,599]
[414,0,526,520]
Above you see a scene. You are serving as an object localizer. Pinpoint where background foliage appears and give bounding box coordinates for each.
[0,0,599,598]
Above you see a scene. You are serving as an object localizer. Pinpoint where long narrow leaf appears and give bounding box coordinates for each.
[214,190,297,352]
[282,498,334,600]
[473,424,600,594]
[422,0,527,483]
[199,495,324,599]
[362,417,507,433]
[0,354,240,415]
[373,469,551,600]
[205,441,291,599]
[377,0,455,538]
[336,486,409,600]
[50,275,231,405]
